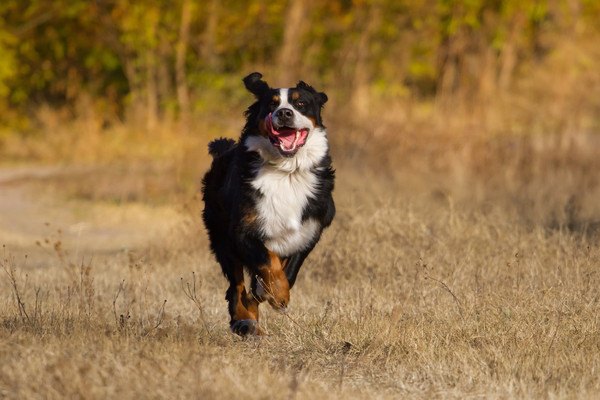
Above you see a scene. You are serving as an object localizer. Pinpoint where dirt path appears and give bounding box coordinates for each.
[0,165,183,257]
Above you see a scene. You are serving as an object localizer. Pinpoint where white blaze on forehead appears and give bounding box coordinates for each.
[276,88,291,110]
[272,88,315,131]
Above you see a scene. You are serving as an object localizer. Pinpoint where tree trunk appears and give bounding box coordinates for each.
[498,13,524,91]
[351,4,381,118]
[201,0,219,69]
[146,48,158,132]
[158,38,174,122]
[176,0,192,130]
[122,57,144,125]
[277,0,308,84]
[145,13,159,132]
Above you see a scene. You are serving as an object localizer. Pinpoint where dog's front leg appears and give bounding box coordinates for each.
[253,251,290,312]
[225,262,263,336]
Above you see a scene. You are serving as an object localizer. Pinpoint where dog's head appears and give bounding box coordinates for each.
[242,72,328,158]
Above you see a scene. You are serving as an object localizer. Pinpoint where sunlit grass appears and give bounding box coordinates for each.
[1,163,599,398]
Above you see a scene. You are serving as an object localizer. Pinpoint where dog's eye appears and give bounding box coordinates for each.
[269,101,278,109]
[296,101,306,108]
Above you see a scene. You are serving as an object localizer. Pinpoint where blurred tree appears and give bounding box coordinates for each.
[176,0,193,130]
[277,0,310,83]
[0,0,598,131]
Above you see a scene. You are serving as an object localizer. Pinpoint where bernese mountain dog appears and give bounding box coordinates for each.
[201,72,335,336]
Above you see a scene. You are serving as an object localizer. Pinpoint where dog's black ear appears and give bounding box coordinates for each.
[297,80,313,92]
[297,80,328,106]
[243,72,269,98]
[315,91,328,106]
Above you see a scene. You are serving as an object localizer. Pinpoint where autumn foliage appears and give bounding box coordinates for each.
[0,0,599,137]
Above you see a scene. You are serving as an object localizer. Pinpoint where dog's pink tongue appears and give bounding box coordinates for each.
[278,131,297,148]
[264,113,308,151]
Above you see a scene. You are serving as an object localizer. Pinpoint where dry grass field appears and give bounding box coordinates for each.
[2,1,600,398]
[1,117,600,399]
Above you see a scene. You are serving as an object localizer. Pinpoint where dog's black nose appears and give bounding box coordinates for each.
[276,108,294,122]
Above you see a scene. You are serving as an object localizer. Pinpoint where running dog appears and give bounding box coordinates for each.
[201,72,335,336]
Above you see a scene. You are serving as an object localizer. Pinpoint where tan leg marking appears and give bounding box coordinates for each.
[256,251,290,311]
[227,268,263,336]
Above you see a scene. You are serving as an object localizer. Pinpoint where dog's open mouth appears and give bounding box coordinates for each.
[265,114,309,156]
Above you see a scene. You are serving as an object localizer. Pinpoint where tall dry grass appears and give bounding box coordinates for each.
[1,161,599,398]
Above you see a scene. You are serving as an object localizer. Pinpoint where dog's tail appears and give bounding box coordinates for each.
[208,138,236,158]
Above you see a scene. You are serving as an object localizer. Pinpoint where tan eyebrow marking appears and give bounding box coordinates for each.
[272,95,280,102]
[291,91,300,100]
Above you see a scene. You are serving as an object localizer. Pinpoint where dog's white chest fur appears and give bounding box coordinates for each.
[251,165,320,257]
